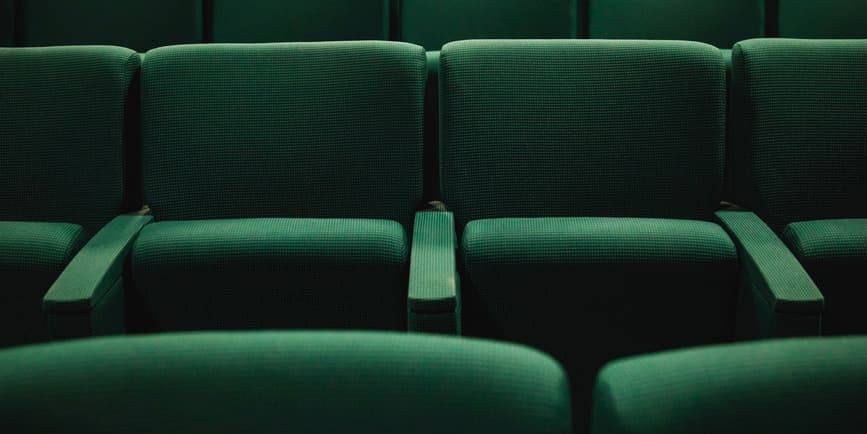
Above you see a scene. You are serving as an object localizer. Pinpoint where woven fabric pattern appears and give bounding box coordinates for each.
[19,0,202,51]
[0,46,139,235]
[440,40,726,227]
[782,219,867,334]
[130,218,409,332]
[592,336,867,434]
[730,38,867,231]
[213,0,388,43]
[0,221,86,347]
[142,42,425,231]
[401,0,577,50]
[589,0,763,48]
[0,331,571,434]
[778,0,867,38]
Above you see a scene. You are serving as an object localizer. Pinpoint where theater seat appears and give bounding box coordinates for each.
[212,0,389,43]
[730,38,867,334]
[0,46,139,347]
[778,0,867,38]
[591,336,867,434]
[0,331,573,434]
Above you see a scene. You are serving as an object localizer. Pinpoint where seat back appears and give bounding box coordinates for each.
[212,0,389,43]
[730,38,867,230]
[778,0,867,38]
[17,0,201,52]
[141,41,425,230]
[0,332,573,434]
[440,39,726,227]
[0,46,139,234]
[592,336,867,434]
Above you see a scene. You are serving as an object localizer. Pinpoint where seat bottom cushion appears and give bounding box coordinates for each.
[130,218,409,332]
[0,221,87,347]
[461,217,738,428]
[782,218,867,334]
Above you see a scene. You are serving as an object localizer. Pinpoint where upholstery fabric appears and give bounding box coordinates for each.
[0,221,87,347]
[782,219,867,334]
[18,0,202,51]
[589,0,764,48]
[461,216,738,430]
[440,40,726,227]
[730,38,867,231]
[0,331,573,434]
[592,336,867,434]
[401,0,577,50]
[130,218,409,332]
[0,0,12,46]
[141,42,425,231]
[778,0,867,38]
[0,45,138,235]
[213,0,388,42]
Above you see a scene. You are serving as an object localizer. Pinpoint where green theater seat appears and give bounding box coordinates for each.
[0,331,573,434]
[592,336,867,434]
[437,39,824,432]
[0,46,139,347]
[730,38,867,335]
[18,0,202,51]
[778,0,867,38]
[44,41,458,337]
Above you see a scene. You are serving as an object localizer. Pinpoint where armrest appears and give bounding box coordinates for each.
[407,210,460,334]
[43,214,153,339]
[715,210,824,337]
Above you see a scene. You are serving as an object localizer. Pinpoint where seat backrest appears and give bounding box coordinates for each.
[0,0,12,46]
[591,336,867,434]
[589,0,764,48]
[400,0,577,50]
[0,331,573,434]
[141,42,425,229]
[778,0,867,38]
[18,0,202,51]
[440,39,726,227]
[730,38,867,230]
[212,0,389,43]
[0,46,139,234]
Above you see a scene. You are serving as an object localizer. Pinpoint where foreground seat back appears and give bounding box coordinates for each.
[778,0,867,38]
[592,336,867,434]
[0,332,573,434]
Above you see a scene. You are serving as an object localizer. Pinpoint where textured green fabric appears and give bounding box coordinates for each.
[408,210,459,333]
[130,218,409,332]
[0,0,12,46]
[782,219,867,334]
[18,0,201,51]
[589,0,764,48]
[730,38,867,231]
[440,40,726,227]
[0,331,572,434]
[778,0,867,38]
[0,46,139,235]
[213,0,388,42]
[0,221,86,347]
[400,0,577,50]
[141,42,425,231]
[592,336,867,434]
[461,216,738,431]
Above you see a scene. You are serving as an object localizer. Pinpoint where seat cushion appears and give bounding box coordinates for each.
[130,218,409,332]
[782,219,867,334]
[461,217,738,428]
[0,221,87,346]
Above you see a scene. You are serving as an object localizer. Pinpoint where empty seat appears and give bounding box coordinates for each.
[0,46,139,347]
[730,38,867,334]
[18,0,202,51]
[592,336,867,434]
[0,331,573,434]
[212,0,388,43]
[0,0,12,46]
[438,39,823,431]
[778,0,867,38]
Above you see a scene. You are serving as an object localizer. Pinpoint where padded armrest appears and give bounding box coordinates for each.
[407,210,460,334]
[715,210,824,337]
[43,214,152,339]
